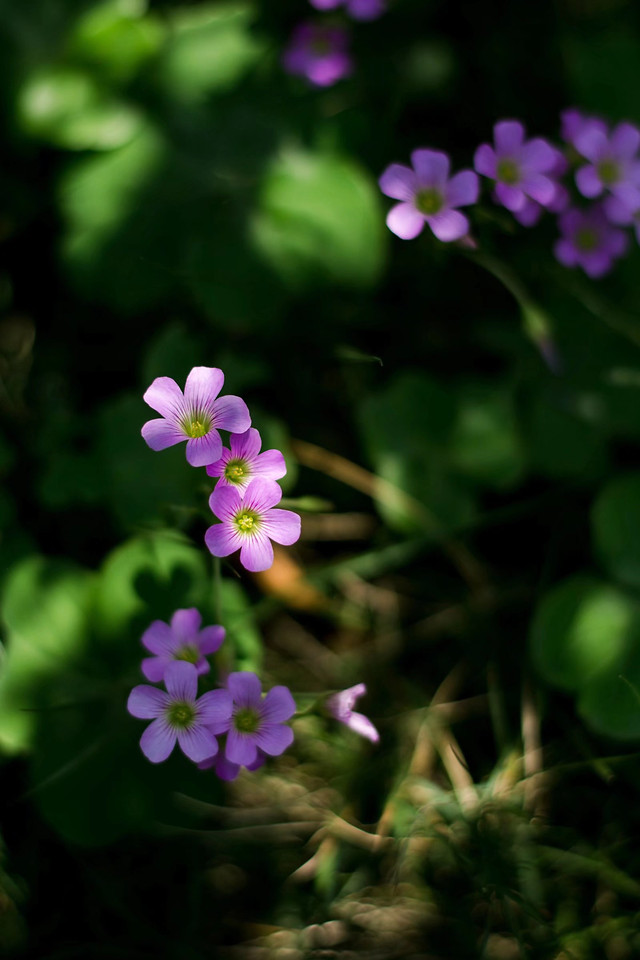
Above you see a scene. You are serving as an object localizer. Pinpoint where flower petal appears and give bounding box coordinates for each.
[227,671,262,708]
[494,183,526,211]
[347,711,380,743]
[141,656,169,683]
[446,170,479,208]
[240,533,274,572]
[386,202,425,240]
[521,138,558,173]
[378,163,417,201]
[603,195,634,224]
[198,625,225,655]
[261,508,301,545]
[513,199,543,227]
[574,126,607,162]
[521,173,556,206]
[253,449,287,480]
[494,120,525,156]
[177,726,218,763]
[230,427,262,460]
[205,521,243,559]
[243,478,283,513]
[212,755,242,780]
[141,620,174,655]
[164,661,198,702]
[171,608,201,642]
[582,251,613,278]
[554,238,579,268]
[143,377,184,419]
[255,722,294,757]
[473,143,497,178]
[261,686,297,722]
[226,728,258,766]
[128,685,169,719]
[141,418,185,452]
[183,367,224,409]
[197,689,233,727]
[140,718,176,763]
[209,483,242,521]
[410,149,449,186]
[428,209,469,242]
[211,395,251,434]
[575,165,603,199]
[611,122,640,159]
[186,430,223,468]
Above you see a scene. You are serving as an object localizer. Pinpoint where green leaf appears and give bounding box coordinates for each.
[450,384,525,489]
[358,372,475,534]
[69,0,165,83]
[18,66,143,150]
[530,575,640,693]
[0,557,95,753]
[252,148,386,289]
[158,2,264,102]
[529,392,608,481]
[592,474,640,589]
[578,645,640,741]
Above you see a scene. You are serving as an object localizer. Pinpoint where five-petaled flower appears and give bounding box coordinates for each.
[206,428,286,494]
[379,149,479,241]
[141,366,251,468]
[554,205,629,278]
[474,120,563,213]
[282,23,352,87]
[309,0,386,20]
[127,661,233,764]
[219,672,296,768]
[326,683,379,743]
[205,478,301,573]
[573,120,640,213]
[140,608,225,683]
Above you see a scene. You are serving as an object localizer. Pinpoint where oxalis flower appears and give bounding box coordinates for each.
[205,478,301,573]
[141,366,251,468]
[379,149,478,241]
[127,661,233,764]
[282,23,352,87]
[221,672,296,768]
[309,0,386,20]
[474,120,563,213]
[140,608,225,683]
[573,120,640,210]
[206,428,286,493]
[326,683,379,743]
[554,205,629,278]
[198,751,266,782]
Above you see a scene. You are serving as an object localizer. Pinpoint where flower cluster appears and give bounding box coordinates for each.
[379,110,640,278]
[141,367,301,573]
[128,609,379,777]
[283,0,386,88]
[128,610,297,777]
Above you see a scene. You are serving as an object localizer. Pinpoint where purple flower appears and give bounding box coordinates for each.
[140,608,225,683]
[602,194,640,244]
[141,366,251,468]
[205,478,301,573]
[560,108,607,149]
[573,121,640,211]
[326,683,379,743]
[198,751,266,781]
[205,428,286,493]
[474,120,563,213]
[127,661,233,764]
[379,149,479,241]
[512,153,570,227]
[282,23,352,87]
[309,0,386,20]
[554,205,629,278]
[220,672,296,768]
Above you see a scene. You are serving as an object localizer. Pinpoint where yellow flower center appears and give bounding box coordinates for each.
[234,508,260,535]
[575,227,598,251]
[597,159,619,185]
[167,701,196,729]
[415,187,443,215]
[496,158,520,185]
[224,459,247,483]
[234,707,260,733]
[175,644,200,664]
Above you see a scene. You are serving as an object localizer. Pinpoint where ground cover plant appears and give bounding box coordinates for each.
[2,0,640,957]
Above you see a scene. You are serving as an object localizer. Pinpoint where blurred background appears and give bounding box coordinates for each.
[2,0,640,957]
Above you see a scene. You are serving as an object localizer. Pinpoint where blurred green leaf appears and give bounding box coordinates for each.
[592,474,640,590]
[358,372,475,534]
[577,644,640,741]
[252,148,386,289]
[69,0,165,83]
[18,66,143,149]
[450,384,525,489]
[159,2,264,103]
[0,557,95,753]
[529,391,608,481]
[530,575,640,693]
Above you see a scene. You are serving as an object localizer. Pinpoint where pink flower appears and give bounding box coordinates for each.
[206,428,286,493]
[326,683,379,742]
[140,608,225,683]
[205,478,301,573]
